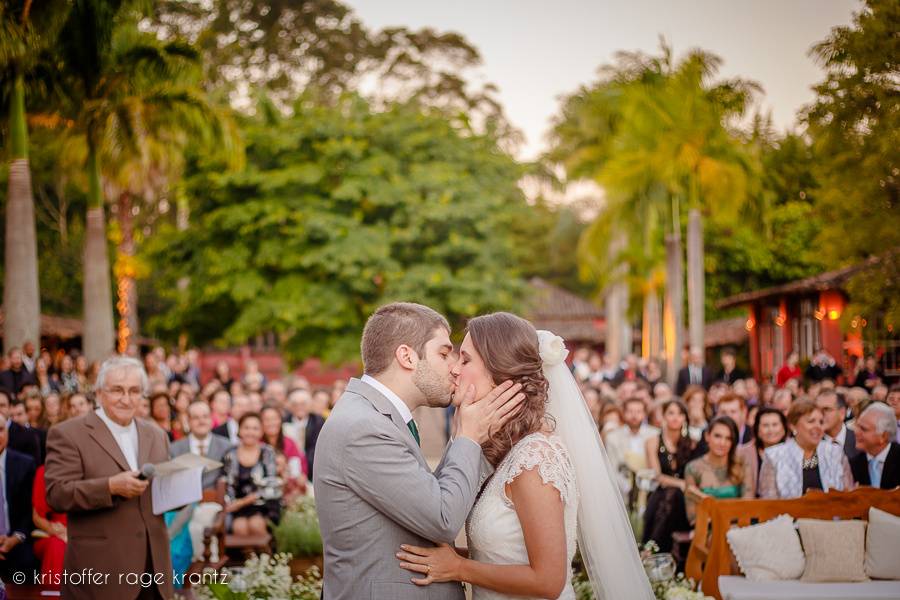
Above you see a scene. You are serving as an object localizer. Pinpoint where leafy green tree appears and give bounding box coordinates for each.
[143,95,530,363]
[805,0,900,330]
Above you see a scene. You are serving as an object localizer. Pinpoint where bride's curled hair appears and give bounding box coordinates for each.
[466,312,553,467]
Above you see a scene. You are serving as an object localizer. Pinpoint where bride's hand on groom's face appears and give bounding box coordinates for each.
[397,543,461,585]
[456,380,525,445]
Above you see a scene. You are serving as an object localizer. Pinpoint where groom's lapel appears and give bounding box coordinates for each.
[346,378,428,468]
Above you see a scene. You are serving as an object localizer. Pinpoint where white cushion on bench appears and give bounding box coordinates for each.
[718,575,900,600]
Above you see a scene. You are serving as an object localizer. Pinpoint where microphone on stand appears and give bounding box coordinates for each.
[137,463,156,481]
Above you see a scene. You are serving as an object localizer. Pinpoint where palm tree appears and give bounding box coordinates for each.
[0,0,70,350]
[57,2,239,360]
[550,43,757,382]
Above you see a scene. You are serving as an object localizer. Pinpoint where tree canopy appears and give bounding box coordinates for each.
[143,95,533,362]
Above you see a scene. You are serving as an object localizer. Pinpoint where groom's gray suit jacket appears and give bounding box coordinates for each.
[314,378,490,600]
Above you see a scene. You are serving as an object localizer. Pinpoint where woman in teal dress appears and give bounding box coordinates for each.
[684,416,754,523]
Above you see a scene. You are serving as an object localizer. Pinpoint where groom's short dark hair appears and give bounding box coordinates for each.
[361,302,450,375]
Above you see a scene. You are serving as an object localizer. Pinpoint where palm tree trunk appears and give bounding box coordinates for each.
[663,234,684,387]
[605,231,629,363]
[642,284,662,360]
[3,71,41,351]
[115,192,139,353]
[82,147,115,362]
[687,208,705,356]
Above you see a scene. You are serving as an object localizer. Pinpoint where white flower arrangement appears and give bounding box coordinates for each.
[194,553,322,600]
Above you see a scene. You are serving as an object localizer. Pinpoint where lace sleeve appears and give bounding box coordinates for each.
[499,434,576,508]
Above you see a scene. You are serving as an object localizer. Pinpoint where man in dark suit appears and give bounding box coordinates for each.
[283,388,325,480]
[170,400,231,489]
[717,393,754,445]
[716,348,748,385]
[0,414,37,580]
[45,356,172,600]
[676,348,715,397]
[0,392,41,465]
[818,390,861,461]
[850,402,900,490]
[0,348,37,397]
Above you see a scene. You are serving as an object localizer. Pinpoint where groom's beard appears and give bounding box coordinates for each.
[413,359,452,408]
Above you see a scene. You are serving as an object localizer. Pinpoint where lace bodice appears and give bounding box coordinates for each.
[466,432,578,600]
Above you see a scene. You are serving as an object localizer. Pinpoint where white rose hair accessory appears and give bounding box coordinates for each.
[537,330,568,367]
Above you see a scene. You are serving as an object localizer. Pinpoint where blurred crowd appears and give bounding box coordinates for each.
[0,342,345,586]
[569,346,899,567]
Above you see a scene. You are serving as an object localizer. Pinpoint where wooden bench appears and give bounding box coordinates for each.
[685,487,900,600]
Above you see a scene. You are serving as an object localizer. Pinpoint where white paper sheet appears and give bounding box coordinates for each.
[151,466,204,515]
[154,452,222,477]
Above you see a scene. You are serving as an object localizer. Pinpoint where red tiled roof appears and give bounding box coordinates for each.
[526,278,605,343]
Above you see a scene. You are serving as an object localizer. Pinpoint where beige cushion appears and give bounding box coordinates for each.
[726,514,805,581]
[866,507,900,580]
[798,518,868,582]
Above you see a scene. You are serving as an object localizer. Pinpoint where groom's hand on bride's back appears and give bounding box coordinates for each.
[457,380,525,445]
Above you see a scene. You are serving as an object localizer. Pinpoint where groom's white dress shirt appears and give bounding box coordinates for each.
[360,374,413,425]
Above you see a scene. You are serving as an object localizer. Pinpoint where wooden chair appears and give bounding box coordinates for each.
[685,488,900,600]
[184,480,229,586]
[185,479,275,583]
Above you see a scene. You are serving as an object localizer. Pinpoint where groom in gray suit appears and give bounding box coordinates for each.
[314,302,524,600]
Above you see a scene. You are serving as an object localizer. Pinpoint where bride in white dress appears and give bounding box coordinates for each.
[397,312,654,600]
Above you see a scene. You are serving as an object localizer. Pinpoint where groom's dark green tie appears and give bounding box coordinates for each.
[407,419,421,446]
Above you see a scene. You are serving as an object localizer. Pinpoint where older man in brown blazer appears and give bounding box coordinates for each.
[45,356,173,600]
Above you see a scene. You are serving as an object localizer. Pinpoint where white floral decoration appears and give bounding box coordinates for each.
[537,330,568,367]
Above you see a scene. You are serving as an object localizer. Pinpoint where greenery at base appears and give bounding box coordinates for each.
[273,496,323,558]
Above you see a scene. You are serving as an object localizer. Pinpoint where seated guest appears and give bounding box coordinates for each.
[850,402,899,489]
[605,397,660,497]
[642,400,701,552]
[737,407,788,497]
[0,392,41,465]
[685,416,754,521]
[221,413,280,536]
[60,392,92,420]
[683,385,710,443]
[170,401,230,489]
[208,388,230,428]
[32,463,66,585]
[716,393,753,445]
[260,405,307,496]
[0,414,37,580]
[149,392,175,441]
[43,392,62,427]
[776,352,802,388]
[759,398,853,499]
[282,388,324,479]
[818,390,859,460]
[311,388,332,418]
[213,393,251,446]
[770,388,793,416]
[888,384,900,444]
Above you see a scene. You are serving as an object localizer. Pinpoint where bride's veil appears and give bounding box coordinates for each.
[537,330,655,600]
